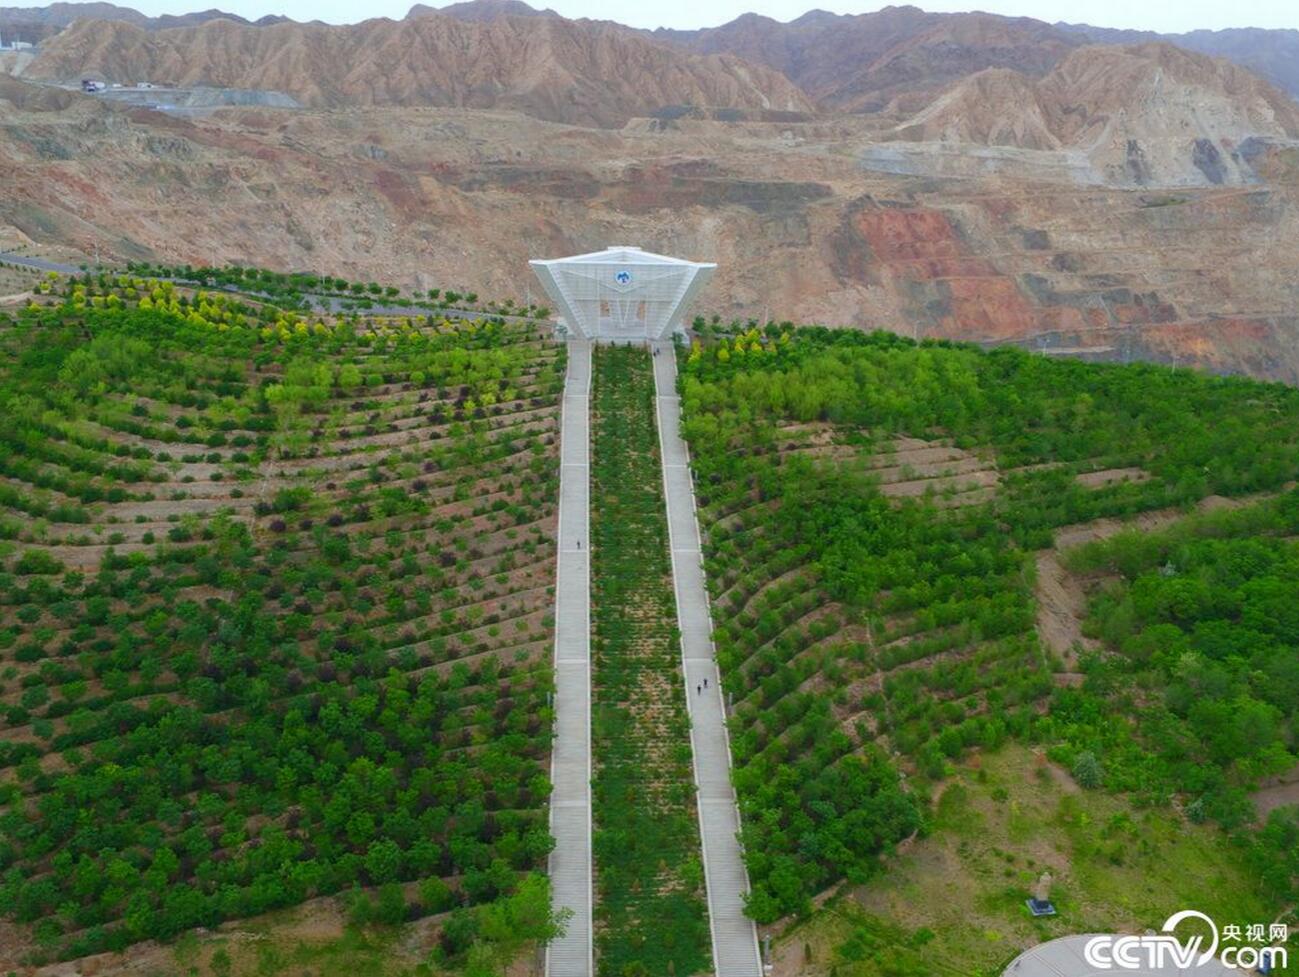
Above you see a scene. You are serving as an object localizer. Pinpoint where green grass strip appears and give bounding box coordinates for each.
[589,344,711,977]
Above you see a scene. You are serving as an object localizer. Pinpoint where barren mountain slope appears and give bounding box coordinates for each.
[654,6,946,103]
[653,5,1079,111]
[12,0,1299,111]
[832,12,1076,113]
[1042,43,1299,139]
[409,0,558,21]
[0,1,261,43]
[891,67,1060,149]
[24,14,813,126]
[653,3,1299,110]
[0,69,74,107]
[1061,22,1299,102]
[2,80,1298,381]
[888,43,1299,186]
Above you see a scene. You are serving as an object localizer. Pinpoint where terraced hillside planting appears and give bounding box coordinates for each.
[0,263,54,306]
[0,270,566,967]
[790,498,1299,974]
[123,262,538,319]
[127,262,439,308]
[588,345,710,976]
[676,326,1299,923]
[1064,496,1299,825]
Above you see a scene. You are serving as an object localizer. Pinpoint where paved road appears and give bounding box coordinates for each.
[650,341,763,977]
[547,341,593,977]
[0,251,80,275]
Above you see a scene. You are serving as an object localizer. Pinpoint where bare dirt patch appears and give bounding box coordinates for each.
[1053,506,1187,549]
[16,894,430,977]
[1053,486,1294,550]
[766,427,1003,507]
[870,435,1000,507]
[1074,466,1151,488]
[1035,550,1100,668]
[1036,502,1210,675]
[1252,763,1299,820]
[1036,486,1296,681]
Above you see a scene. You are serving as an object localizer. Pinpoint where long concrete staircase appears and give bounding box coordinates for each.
[651,341,763,977]
[547,340,593,977]
[546,338,761,977]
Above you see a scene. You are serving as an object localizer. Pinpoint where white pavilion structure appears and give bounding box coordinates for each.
[529,246,716,341]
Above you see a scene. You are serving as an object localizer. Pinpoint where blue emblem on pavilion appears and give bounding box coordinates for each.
[528,246,717,341]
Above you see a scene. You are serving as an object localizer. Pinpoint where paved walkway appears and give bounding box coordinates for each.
[651,341,763,977]
[547,340,593,977]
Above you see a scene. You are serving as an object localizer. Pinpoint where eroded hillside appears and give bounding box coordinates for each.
[2,82,1297,381]
[22,14,812,126]
[887,43,1299,186]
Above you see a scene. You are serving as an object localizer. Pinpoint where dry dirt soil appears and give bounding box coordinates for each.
[3,89,1299,381]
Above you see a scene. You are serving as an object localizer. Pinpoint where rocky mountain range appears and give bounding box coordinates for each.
[1,1,1298,383]
[649,6,1299,107]
[0,1,285,43]
[408,0,557,21]
[1058,22,1299,108]
[653,7,1077,113]
[3,62,1298,379]
[17,1,1296,185]
[884,43,1299,185]
[20,14,813,125]
[12,0,1297,108]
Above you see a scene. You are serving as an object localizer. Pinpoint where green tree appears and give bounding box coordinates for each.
[364,839,402,884]
[1072,751,1104,789]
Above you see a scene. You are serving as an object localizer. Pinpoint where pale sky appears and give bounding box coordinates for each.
[121,0,1299,33]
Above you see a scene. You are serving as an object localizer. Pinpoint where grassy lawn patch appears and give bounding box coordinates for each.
[779,745,1277,977]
